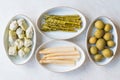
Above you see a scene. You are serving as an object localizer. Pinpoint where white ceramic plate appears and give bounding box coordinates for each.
[86,16,118,66]
[4,14,36,65]
[37,6,86,39]
[35,40,86,72]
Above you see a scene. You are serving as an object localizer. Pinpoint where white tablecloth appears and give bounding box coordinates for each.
[0,0,120,80]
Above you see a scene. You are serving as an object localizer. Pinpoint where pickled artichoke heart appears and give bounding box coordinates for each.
[24,47,31,54]
[18,33,25,39]
[18,47,31,57]
[24,38,32,47]
[26,26,33,38]
[9,20,18,30]
[9,30,17,44]
[41,15,82,32]
[9,46,17,56]
[16,27,24,35]
[17,18,28,31]
[16,27,25,39]
[18,48,26,57]
[15,39,24,49]
[96,38,106,50]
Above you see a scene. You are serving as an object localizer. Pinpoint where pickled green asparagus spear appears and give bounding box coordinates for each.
[45,15,80,20]
[45,18,81,26]
[41,14,82,32]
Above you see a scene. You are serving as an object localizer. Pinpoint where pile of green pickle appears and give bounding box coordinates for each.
[41,15,82,32]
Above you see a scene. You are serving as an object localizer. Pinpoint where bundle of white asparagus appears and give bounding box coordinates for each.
[39,46,80,65]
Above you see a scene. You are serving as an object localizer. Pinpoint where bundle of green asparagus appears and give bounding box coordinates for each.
[41,15,82,32]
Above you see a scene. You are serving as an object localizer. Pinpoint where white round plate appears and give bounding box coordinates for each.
[35,40,86,72]
[4,14,36,65]
[37,6,86,39]
[86,16,118,66]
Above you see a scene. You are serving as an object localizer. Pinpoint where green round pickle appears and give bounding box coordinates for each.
[94,54,104,62]
[103,32,113,41]
[102,49,113,58]
[94,29,105,38]
[104,24,112,32]
[90,46,98,55]
[95,20,105,29]
[96,38,106,50]
[107,40,115,47]
[89,36,97,44]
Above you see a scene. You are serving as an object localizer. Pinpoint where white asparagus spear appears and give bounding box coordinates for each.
[39,46,76,54]
[40,59,75,65]
[43,55,80,60]
[43,51,80,58]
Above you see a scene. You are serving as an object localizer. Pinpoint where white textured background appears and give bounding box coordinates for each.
[0,0,120,80]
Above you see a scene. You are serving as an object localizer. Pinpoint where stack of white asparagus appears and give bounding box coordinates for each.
[39,46,80,65]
